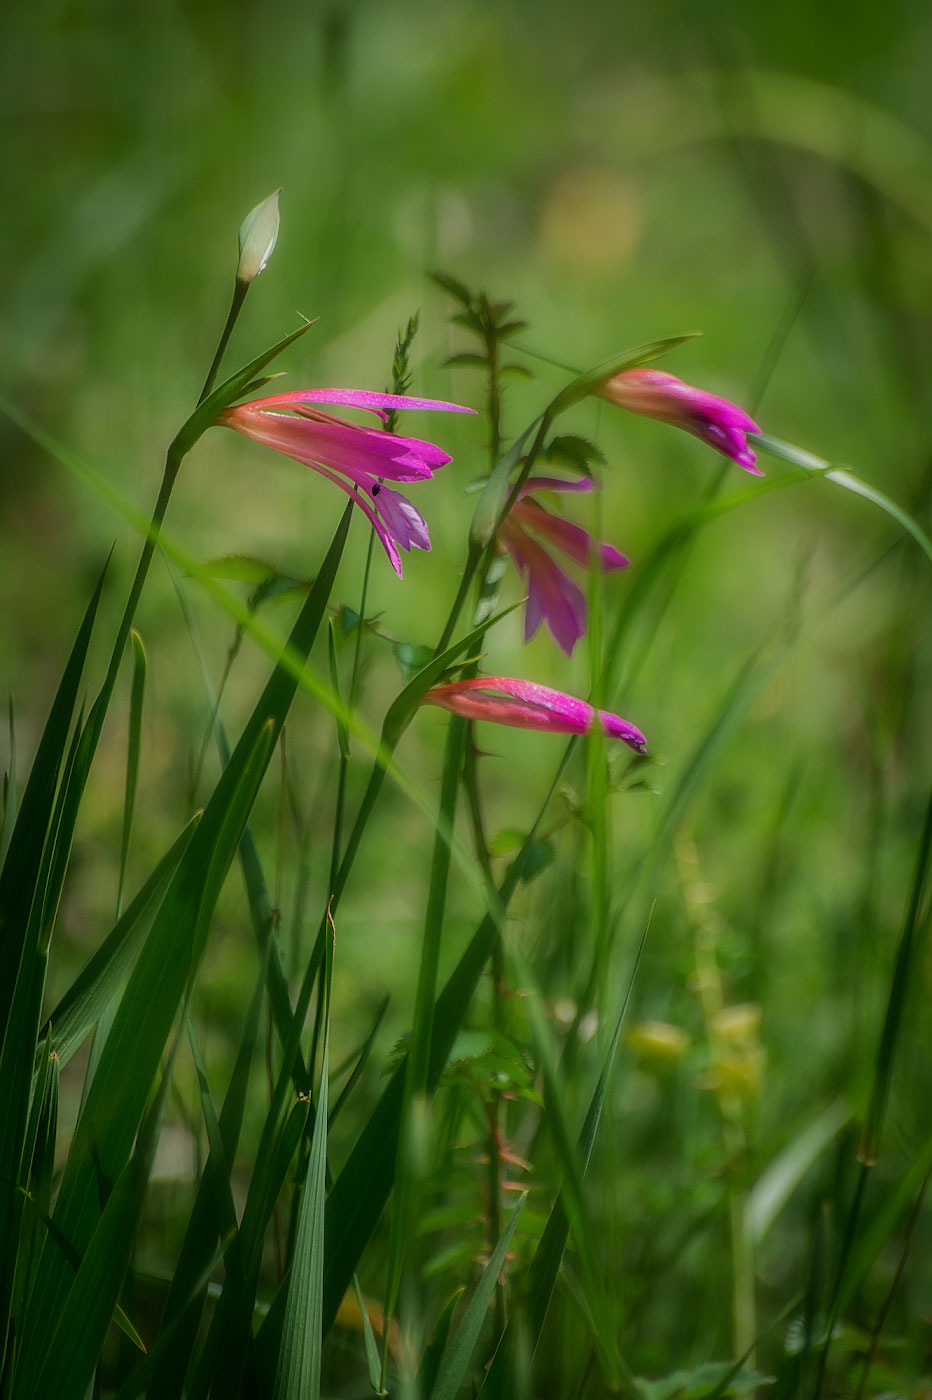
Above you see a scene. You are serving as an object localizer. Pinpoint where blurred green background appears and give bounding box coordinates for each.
[3,0,932,1388]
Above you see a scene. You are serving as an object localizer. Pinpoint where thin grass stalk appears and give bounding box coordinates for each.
[380,713,468,1389]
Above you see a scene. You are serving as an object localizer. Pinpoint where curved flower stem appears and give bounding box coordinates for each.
[198,280,249,405]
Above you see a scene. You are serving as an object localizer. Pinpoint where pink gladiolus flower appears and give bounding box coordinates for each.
[597,368,762,474]
[217,388,473,575]
[422,677,646,753]
[498,476,629,657]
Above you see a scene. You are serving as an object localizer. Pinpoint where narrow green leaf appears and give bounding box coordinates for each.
[547,334,700,417]
[116,630,146,917]
[428,1193,527,1400]
[469,425,536,549]
[430,272,474,307]
[746,1101,850,1247]
[185,1098,309,1399]
[274,919,333,1400]
[861,785,932,1163]
[382,715,468,1357]
[169,317,317,460]
[0,699,16,867]
[0,561,106,1038]
[144,958,266,1398]
[25,1022,180,1400]
[43,816,200,1068]
[353,1273,384,1395]
[755,432,932,567]
[16,509,351,1386]
[319,754,574,1337]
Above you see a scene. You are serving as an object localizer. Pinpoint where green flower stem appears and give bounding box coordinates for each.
[198,279,249,405]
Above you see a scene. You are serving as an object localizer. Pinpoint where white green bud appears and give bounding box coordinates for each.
[236,189,281,285]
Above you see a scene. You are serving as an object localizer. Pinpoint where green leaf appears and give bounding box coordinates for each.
[0,699,16,868]
[541,433,606,473]
[443,352,488,370]
[42,816,200,1068]
[26,1018,181,1400]
[144,959,266,1397]
[547,334,700,418]
[169,316,317,461]
[116,630,146,918]
[382,715,468,1361]
[428,1193,527,1400]
[319,751,573,1338]
[517,839,554,884]
[755,432,932,568]
[273,920,333,1400]
[14,508,351,1390]
[488,827,525,857]
[430,271,474,307]
[746,1101,850,1247]
[469,424,536,550]
[393,641,435,684]
[633,1362,775,1399]
[0,561,106,1038]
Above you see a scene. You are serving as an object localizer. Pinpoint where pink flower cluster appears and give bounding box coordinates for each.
[217,361,761,750]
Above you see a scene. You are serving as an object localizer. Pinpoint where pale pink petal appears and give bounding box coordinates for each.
[370,483,431,553]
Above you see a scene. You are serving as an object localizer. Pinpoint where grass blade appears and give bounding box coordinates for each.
[116,629,147,917]
[42,816,200,1068]
[273,916,333,1400]
[428,1193,527,1400]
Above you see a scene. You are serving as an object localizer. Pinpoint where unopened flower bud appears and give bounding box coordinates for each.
[236,190,281,285]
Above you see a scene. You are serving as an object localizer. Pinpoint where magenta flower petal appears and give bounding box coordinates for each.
[513,501,629,572]
[498,474,629,656]
[514,533,588,655]
[597,368,762,474]
[422,677,647,753]
[216,387,468,576]
[258,388,476,416]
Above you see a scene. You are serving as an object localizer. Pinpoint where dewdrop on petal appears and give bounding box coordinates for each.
[236,189,281,285]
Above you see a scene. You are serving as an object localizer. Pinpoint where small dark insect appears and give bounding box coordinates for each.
[371,483,381,496]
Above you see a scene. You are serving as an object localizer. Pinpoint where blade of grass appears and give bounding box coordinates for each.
[428,1193,527,1400]
[144,956,266,1398]
[42,816,200,1068]
[0,700,16,867]
[15,507,352,1389]
[273,913,334,1400]
[315,746,575,1342]
[381,714,468,1382]
[24,1015,181,1400]
[116,630,147,918]
[755,432,932,568]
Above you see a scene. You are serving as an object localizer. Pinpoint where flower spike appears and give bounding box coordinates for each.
[217,388,473,575]
[422,677,646,753]
[597,368,762,474]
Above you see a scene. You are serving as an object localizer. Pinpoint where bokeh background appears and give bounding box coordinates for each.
[4,0,932,1389]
